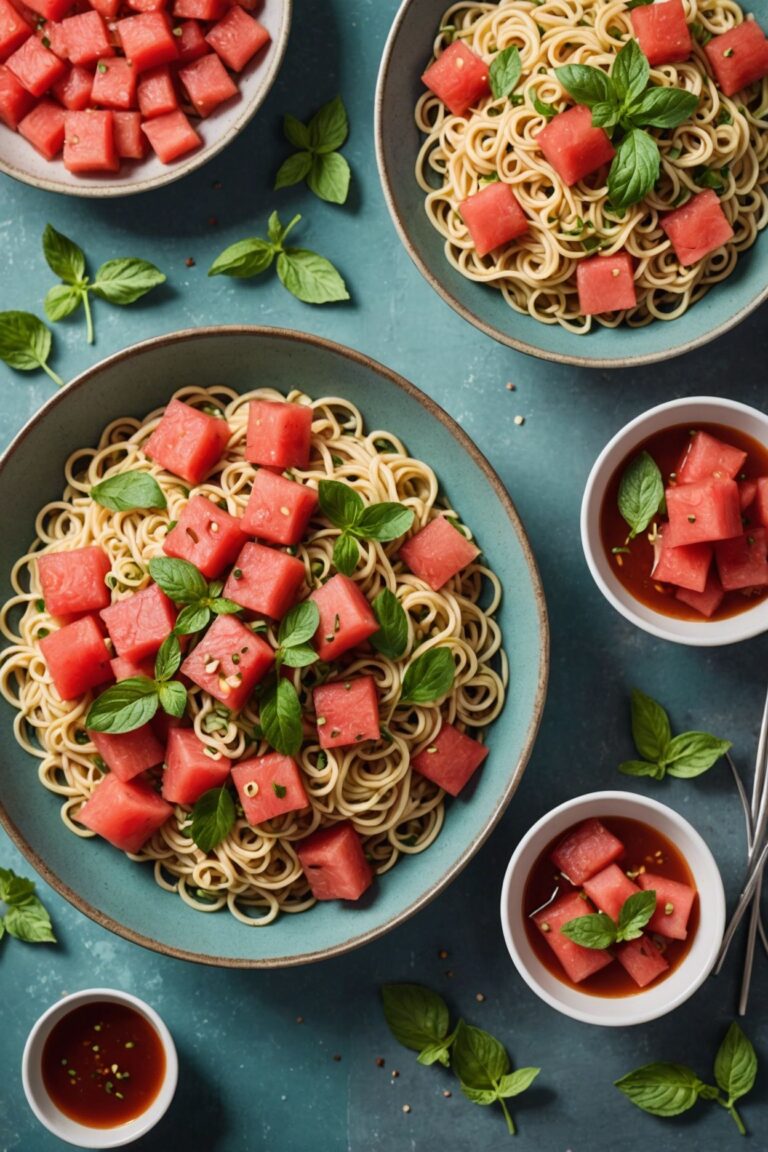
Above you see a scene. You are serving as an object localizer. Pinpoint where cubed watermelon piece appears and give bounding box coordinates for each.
[89,57,138,110]
[241,469,318,546]
[76,773,173,853]
[175,18,207,62]
[63,108,119,172]
[715,527,768,590]
[39,615,113,701]
[411,721,488,797]
[232,752,308,824]
[172,0,225,20]
[113,108,146,157]
[110,653,154,680]
[538,104,615,186]
[178,50,236,116]
[205,4,268,71]
[400,516,479,591]
[309,573,378,661]
[704,19,768,96]
[18,97,65,157]
[116,11,178,71]
[676,569,726,618]
[616,934,670,988]
[677,429,747,484]
[22,0,73,22]
[161,728,231,805]
[421,40,489,117]
[630,0,692,66]
[739,479,758,513]
[180,614,274,710]
[296,822,373,901]
[651,530,712,593]
[88,723,165,782]
[37,546,111,616]
[459,181,528,258]
[638,872,696,940]
[533,891,614,984]
[125,0,167,11]
[100,583,176,662]
[37,21,69,61]
[582,863,640,922]
[6,33,66,94]
[550,818,624,885]
[245,398,313,471]
[88,0,120,19]
[52,63,94,110]
[755,478,768,526]
[144,398,230,485]
[313,676,380,749]
[577,251,637,315]
[665,477,742,546]
[222,541,305,620]
[137,62,177,117]
[0,62,34,126]
[0,0,31,60]
[162,494,246,578]
[661,190,734,266]
[61,9,112,65]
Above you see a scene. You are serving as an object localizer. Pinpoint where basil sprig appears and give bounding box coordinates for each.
[0,866,56,945]
[617,450,664,538]
[148,557,241,636]
[398,647,455,707]
[274,601,320,670]
[381,984,456,1068]
[620,688,731,781]
[0,311,63,387]
[561,890,656,949]
[275,95,351,205]
[318,480,414,576]
[187,785,236,852]
[371,589,409,661]
[616,1022,757,1135]
[91,470,167,513]
[489,46,522,101]
[257,602,320,758]
[85,634,187,735]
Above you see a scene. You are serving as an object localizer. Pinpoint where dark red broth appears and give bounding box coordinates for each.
[42,1001,165,1128]
[523,816,699,998]
[600,422,768,621]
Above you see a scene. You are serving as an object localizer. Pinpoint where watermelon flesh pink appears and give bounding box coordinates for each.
[715,528,768,590]
[638,872,696,940]
[77,773,173,853]
[755,479,768,526]
[241,468,318,546]
[144,398,230,485]
[459,181,528,258]
[665,477,742,547]
[421,41,490,117]
[660,190,734,266]
[704,20,768,96]
[310,573,378,662]
[222,541,305,620]
[582,863,640,922]
[313,676,380,750]
[677,430,747,484]
[577,251,636,315]
[100,582,177,662]
[37,545,111,617]
[537,104,615,186]
[533,891,613,984]
[161,728,231,805]
[297,822,373,901]
[550,818,624,885]
[411,722,489,797]
[162,494,246,578]
[245,398,313,471]
[178,52,237,118]
[400,516,479,591]
[39,615,113,701]
[180,613,274,710]
[204,4,269,72]
[88,723,164,782]
[231,753,308,825]
[63,108,119,172]
[141,108,201,162]
[630,0,692,67]
[676,569,726,618]
[616,935,670,988]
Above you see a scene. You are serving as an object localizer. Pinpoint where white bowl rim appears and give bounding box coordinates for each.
[580,395,768,647]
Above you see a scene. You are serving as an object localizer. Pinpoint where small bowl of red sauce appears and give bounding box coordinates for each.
[500,791,725,1027]
[581,397,768,645]
[22,988,177,1148]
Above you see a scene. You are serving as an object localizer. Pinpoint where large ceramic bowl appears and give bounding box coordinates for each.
[0,0,291,197]
[0,326,548,967]
[375,0,768,368]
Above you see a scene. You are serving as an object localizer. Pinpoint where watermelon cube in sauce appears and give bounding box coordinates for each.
[537,104,615,186]
[205,4,268,72]
[677,429,747,484]
[400,516,479,591]
[100,583,176,662]
[739,479,758,513]
[172,0,225,20]
[582,863,640,923]
[18,98,65,158]
[459,181,528,258]
[180,614,274,710]
[297,822,373,902]
[61,10,112,65]
[245,398,313,471]
[144,398,230,486]
[161,728,231,805]
[0,63,34,127]
[113,109,146,158]
[90,57,138,110]
[704,19,768,96]
[550,818,624,885]
[232,753,308,825]
[313,676,380,750]
[178,51,236,117]
[241,469,318,546]
[616,935,670,988]
[137,62,178,117]
[665,477,742,546]
[64,109,119,173]
[0,0,31,61]
[715,527,768,590]
[577,251,636,315]
[651,531,712,593]
[6,33,66,94]
[162,494,246,578]
[411,721,488,797]
[40,615,113,701]
[754,478,768,527]
[421,40,489,117]
[676,569,725,618]
[88,723,165,782]
[77,773,173,854]
[309,573,378,662]
[116,11,178,71]
[222,541,305,620]
[630,0,692,67]
[37,545,111,617]
[21,0,73,21]
[38,21,69,62]
[175,18,208,62]
[52,64,94,110]
[661,190,734,266]
[88,0,120,17]
[638,872,696,940]
[533,892,613,984]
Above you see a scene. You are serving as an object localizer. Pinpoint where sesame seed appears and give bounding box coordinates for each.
[612,268,621,277]
[280,506,290,516]
[296,1016,304,1024]
[514,415,525,426]
[402,1104,411,1114]
[664,901,674,915]
[332,1054,342,1062]
[210,521,219,533]
[244,781,259,797]
[541,921,551,933]
[204,657,220,674]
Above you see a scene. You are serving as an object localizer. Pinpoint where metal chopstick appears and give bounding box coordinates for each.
[715,837,768,970]
[726,753,768,960]
[737,684,768,1012]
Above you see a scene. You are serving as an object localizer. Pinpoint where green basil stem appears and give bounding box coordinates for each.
[83,290,94,345]
[497,1090,515,1135]
[40,361,65,387]
[723,1099,746,1135]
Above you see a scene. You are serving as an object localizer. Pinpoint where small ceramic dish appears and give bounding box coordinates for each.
[500,791,725,1027]
[22,987,177,1148]
[581,396,768,646]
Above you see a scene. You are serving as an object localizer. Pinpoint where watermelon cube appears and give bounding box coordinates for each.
[421,40,489,117]
[88,0,120,18]
[126,0,169,11]
[550,818,624,885]
[296,822,373,901]
[0,63,34,127]
[162,494,247,578]
[533,892,613,984]
[583,863,641,923]
[661,190,734,266]
[113,109,146,158]
[89,57,138,110]
[638,872,696,940]
[459,181,528,258]
[715,527,768,590]
[180,614,274,710]
[676,569,725,618]
[630,0,692,67]
[241,469,318,546]
[309,573,378,661]
[205,5,268,71]
[175,18,208,62]
[37,546,111,618]
[245,398,313,471]
[88,723,165,782]
[222,541,305,620]
[21,0,73,23]
[100,583,176,662]
[665,477,742,546]
[616,935,670,989]
[577,251,636,315]
[172,0,225,19]
[0,0,31,61]
[537,104,615,186]
[400,516,479,591]
[76,773,173,853]
[411,721,488,797]
[704,20,768,96]
[739,479,758,513]
[116,11,178,71]
[231,752,308,825]
[755,478,768,526]
[313,676,380,749]
[64,109,119,173]
[110,654,154,680]
[61,10,112,65]
[677,429,747,484]
[161,728,231,805]
[39,615,113,701]
[18,97,65,158]
[6,33,66,94]
[38,21,69,61]
[651,530,712,593]
[137,62,178,117]
[178,50,236,117]
[52,64,95,110]
[144,397,230,485]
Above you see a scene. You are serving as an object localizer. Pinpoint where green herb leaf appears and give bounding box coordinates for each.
[615,1063,704,1117]
[154,633,181,682]
[452,1020,509,1088]
[664,731,732,778]
[0,311,63,386]
[619,759,666,779]
[371,588,408,660]
[42,223,86,284]
[627,87,698,129]
[274,150,313,190]
[4,895,56,943]
[608,128,660,208]
[356,502,414,542]
[261,677,303,758]
[280,643,318,668]
[460,1084,498,1105]
[279,601,320,649]
[531,91,557,118]
[399,648,455,706]
[332,531,359,576]
[84,677,159,734]
[617,890,656,941]
[625,0,653,9]
[0,868,36,905]
[209,597,242,616]
[555,63,615,108]
[560,911,617,950]
[318,479,364,529]
[174,603,211,635]
[188,786,235,852]
[714,1023,757,1103]
[91,470,167,512]
[44,284,84,322]
[148,556,208,604]
[630,688,671,763]
[308,94,348,153]
[157,679,187,718]
[489,46,522,100]
[283,112,310,149]
[307,152,351,204]
[497,1068,540,1098]
[381,983,451,1053]
[277,248,350,304]
[208,238,276,279]
[267,211,284,246]
[618,451,665,538]
[591,100,620,129]
[611,38,649,104]
[90,258,166,305]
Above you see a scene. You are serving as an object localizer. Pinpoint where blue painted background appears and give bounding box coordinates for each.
[1,1,766,1149]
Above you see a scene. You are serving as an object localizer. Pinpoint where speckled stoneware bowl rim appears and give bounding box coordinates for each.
[0,1,292,198]
[374,0,768,369]
[0,324,549,967]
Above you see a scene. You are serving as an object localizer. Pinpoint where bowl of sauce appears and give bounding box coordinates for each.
[22,988,177,1148]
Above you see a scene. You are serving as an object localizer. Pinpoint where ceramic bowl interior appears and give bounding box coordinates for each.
[375,0,768,368]
[581,395,768,646]
[500,791,725,1027]
[0,325,548,967]
[22,987,177,1149]
[0,0,291,197]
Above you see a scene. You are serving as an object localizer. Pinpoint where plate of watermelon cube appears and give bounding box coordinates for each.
[0,0,291,195]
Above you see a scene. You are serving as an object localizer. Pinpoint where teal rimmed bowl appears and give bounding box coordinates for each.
[0,326,548,967]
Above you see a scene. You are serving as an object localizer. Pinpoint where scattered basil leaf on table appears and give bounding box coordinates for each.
[371,589,409,660]
[381,984,453,1065]
[0,867,56,945]
[0,311,64,387]
[619,688,731,780]
[617,451,665,538]
[561,890,656,948]
[399,647,455,706]
[91,470,167,512]
[187,785,236,852]
[489,46,522,101]
[275,96,351,204]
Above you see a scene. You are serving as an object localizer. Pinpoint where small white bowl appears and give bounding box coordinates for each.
[22,988,178,1148]
[581,396,768,646]
[499,791,725,1027]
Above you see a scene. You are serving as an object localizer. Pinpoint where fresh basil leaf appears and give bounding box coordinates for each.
[665,732,732,778]
[371,589,408,660]
[452,1020,509,1089]
[261,677,303,758]
[85,677,159,734]
[531,91,557,118]
[277,248,350,304]
[625,0,653,8]
[148,556,208,604]
[497,1068,540,1098]
[630,688,671,763]
[267,210,285,246]
[208,239,276,279]
[284,112,310,150]
[399,648,455,706]
[209,598,242,616]
[381,983,451,1052]
[591,100,620,129]
[189,786,235,852]
[0,868,36,905]
[555,63,615,108]
[308,94,348,153]
[280,643,318,668]
[460,1084,498,1105]
[695,165,727,192]
[355,502,414,542]
[279,601,320,649]
[489,46,521,100]
[91,470,167,512]
[611,39,649,105]
[44,284,83,322]
[628,87,698,129]
[307,151,351,204]
[0,311,63,385]
[615,1063,704,1117]
[619,759,665,779]
[42,223,86,284]
[714,1023,757,1103]
[318,479,364,530]
[608,128,660,208]
[333,531,359,576]
[157,679,187,718]
[560,911,617,950]
[274,150,313,191]
[174,602,211,635]
[618,452,665,538]
[154,633,181,682]
[91,258,165,305]
[617,890,656,941]
[417,1026,458,1068]
[4,895,56,943]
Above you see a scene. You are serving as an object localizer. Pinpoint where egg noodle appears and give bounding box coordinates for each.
[415,0,768,332]
[0,387,507,925]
